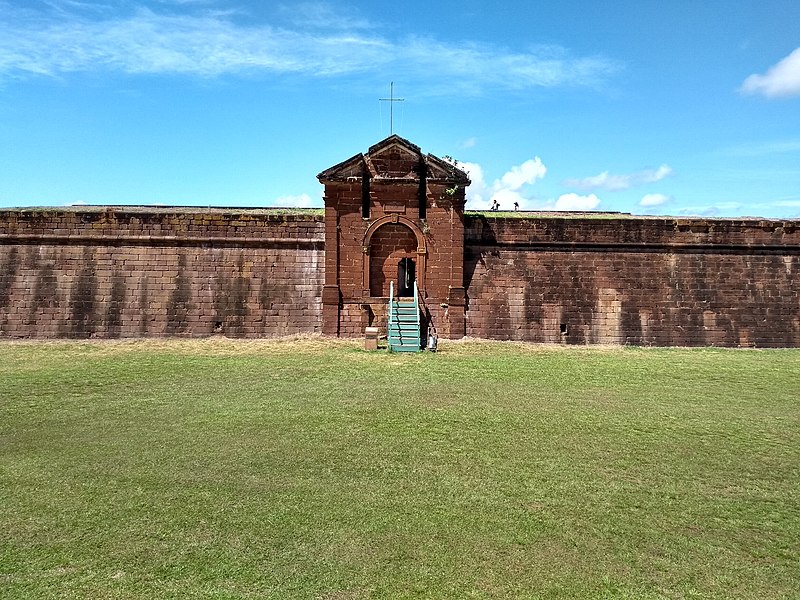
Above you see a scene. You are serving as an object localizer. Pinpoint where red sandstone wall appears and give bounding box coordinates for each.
[322,178,466,339]
[0,208,324,338]
[464,216,800,347]
[3,208,799,346]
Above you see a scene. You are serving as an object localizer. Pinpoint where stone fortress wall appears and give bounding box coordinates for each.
[464,215,800,347]
[0,207,324,339]
[1,207,798,346]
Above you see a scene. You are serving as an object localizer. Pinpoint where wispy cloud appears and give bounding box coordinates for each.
[564,164,672,192]
[677,197,800,218]
[0,6,388,78]
[280,2,371,30]
[400,37,618,95]
[677,202,743,217]
[740,48,800,99]
[0,3,620,93]
[722,139,800,157]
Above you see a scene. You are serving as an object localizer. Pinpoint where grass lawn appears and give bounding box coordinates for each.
[1,338,798,599]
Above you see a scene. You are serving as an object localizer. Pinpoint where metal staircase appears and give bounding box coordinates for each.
[388,280,421,352]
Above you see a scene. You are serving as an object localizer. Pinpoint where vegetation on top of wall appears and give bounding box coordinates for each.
[465,210,636,220]
[0,206,325,218]
[256,208,324,216]
[465,211,800,224]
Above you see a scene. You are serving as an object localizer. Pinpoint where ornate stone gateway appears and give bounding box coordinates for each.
[317,135,470,338]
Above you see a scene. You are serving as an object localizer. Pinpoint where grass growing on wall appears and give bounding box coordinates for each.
[464,210,640,219]
[1,339,798,599]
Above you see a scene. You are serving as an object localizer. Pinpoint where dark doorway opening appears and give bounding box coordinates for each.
[368,223,417,297]
[397,258,415,297]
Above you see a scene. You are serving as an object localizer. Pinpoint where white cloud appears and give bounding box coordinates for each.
[460,161,493,209]
[564,164,672,192]
[553,193,600,211]
[645,165,672,183]
[499,158,547,190]
[460,137,477,149]
[456,160,483,185]
[639,193,671,207]
[461,158,604,212]
[492,188,528,208]
[274,192,317,207]
[740,48,800,98]
[0,4,620,93]
[463,157,547,210]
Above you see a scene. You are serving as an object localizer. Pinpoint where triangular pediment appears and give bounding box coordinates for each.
[425,153,471,185]
[318,135,470,185]
[366,134,422,156]
[369,136,423,180]
[317,152,366,182]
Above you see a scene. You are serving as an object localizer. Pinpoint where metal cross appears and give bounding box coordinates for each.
[379,81,404,135]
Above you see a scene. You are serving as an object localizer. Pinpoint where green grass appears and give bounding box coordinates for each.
[1,339,798,599]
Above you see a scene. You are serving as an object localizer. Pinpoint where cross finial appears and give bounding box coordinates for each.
[379,81,404,135]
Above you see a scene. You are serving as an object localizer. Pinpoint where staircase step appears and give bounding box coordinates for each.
[388,341,419,349]
[388,335,418,343]
[388,331,420,340]
[388,287,421,352]
[388,337,418,344]
[388,335,419,343]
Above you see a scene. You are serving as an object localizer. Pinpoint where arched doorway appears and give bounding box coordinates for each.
[368,222,418,297]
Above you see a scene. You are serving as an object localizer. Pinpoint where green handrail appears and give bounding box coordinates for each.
[413,280,420,333]
[389,280,395,330]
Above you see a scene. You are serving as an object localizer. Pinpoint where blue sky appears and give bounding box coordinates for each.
[1,0,799,218]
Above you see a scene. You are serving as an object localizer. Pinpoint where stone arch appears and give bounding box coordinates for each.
[363,215,427,297]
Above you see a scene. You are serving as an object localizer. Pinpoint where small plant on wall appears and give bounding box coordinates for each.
[441,155,468,200]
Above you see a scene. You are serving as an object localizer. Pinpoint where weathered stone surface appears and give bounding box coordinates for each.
[318,135,470,339]
[0,207,324,338]
[1,159,798,346]
[463,216,800,347]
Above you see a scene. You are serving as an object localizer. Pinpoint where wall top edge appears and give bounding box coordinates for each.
[0,206,324,219]
[464,212,800,227]
[1,206,797,227]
